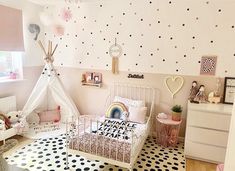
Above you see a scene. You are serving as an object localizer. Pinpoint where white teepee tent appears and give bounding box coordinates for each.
[19,40,80,138]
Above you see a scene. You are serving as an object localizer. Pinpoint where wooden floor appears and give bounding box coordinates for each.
[186,158,217,171]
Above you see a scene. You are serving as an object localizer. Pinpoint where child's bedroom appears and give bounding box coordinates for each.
[0,0,235,171]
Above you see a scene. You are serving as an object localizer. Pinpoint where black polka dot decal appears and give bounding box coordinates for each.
[43,1,235,76]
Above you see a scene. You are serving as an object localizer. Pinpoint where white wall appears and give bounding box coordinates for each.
[224,100,235,171]
[0,0,44,67]
[43,0,235,76]
[0,0,233,140]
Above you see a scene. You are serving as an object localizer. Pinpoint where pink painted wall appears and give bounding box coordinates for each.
[56,67,224,137]
[0,66,224,137]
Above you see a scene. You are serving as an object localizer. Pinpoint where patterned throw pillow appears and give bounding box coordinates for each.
[120,111,129,121]
[105,102,128,120]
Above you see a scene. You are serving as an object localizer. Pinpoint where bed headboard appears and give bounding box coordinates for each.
[108,83,156,116]
[0,96,17,113]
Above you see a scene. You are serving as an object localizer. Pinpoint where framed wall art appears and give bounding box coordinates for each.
[200,56,217,75]
[223,77,235,104]
[81,72,102,88]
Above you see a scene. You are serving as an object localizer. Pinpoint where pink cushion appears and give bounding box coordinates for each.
[38,109,61,123]
[128,106,147,124]
[216,164,224,171]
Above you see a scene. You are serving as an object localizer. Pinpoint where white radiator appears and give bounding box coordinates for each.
[0,96,17,113]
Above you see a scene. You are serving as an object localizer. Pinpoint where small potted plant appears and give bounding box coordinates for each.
[171,105,183,121]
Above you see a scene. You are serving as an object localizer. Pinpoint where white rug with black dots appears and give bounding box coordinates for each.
[4,134,185,171]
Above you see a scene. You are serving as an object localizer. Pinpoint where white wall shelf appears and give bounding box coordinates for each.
[81,82,102,88]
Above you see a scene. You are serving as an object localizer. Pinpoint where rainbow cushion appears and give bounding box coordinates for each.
[105,102,128,119]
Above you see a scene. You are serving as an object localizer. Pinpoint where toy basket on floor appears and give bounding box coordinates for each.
[156,115,181,147]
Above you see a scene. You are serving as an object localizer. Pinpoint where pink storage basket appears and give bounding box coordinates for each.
[156,115,182,147]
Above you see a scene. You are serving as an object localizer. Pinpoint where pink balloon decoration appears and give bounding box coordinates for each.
[61,8,72,21]
[53,25,65,36]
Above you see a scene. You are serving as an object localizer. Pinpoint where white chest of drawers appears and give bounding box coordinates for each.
[185,102,232,163]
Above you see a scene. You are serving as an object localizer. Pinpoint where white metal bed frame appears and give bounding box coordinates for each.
[66,83,156,170]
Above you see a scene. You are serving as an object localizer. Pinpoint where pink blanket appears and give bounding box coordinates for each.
[69,133,131,163]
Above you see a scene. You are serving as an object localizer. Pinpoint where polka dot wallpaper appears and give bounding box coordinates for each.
[44,0,235,76]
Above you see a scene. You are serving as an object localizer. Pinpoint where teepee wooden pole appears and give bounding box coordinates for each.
[48,40,51,56]
[38,40,47,56]
[38,40,57,63]
[52,44,58,56]
[50,41,53,55]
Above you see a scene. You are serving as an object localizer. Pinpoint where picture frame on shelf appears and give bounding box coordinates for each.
[93,72,102,84]
[84,72,93,83]
[82,72,102,88]
[223,77,235,104]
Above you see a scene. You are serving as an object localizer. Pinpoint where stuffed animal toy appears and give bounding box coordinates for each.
[194,85,207,103]
[26,111,40,125]
[0,119,5,131]
[208,92,221,104]
[188,81,198,101]
[0,113,11,129]
[5,111,21,124]
[120,111,129,121]
[14,118,28,134]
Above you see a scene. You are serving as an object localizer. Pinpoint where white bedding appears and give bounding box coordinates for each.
[83,117,147,143]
